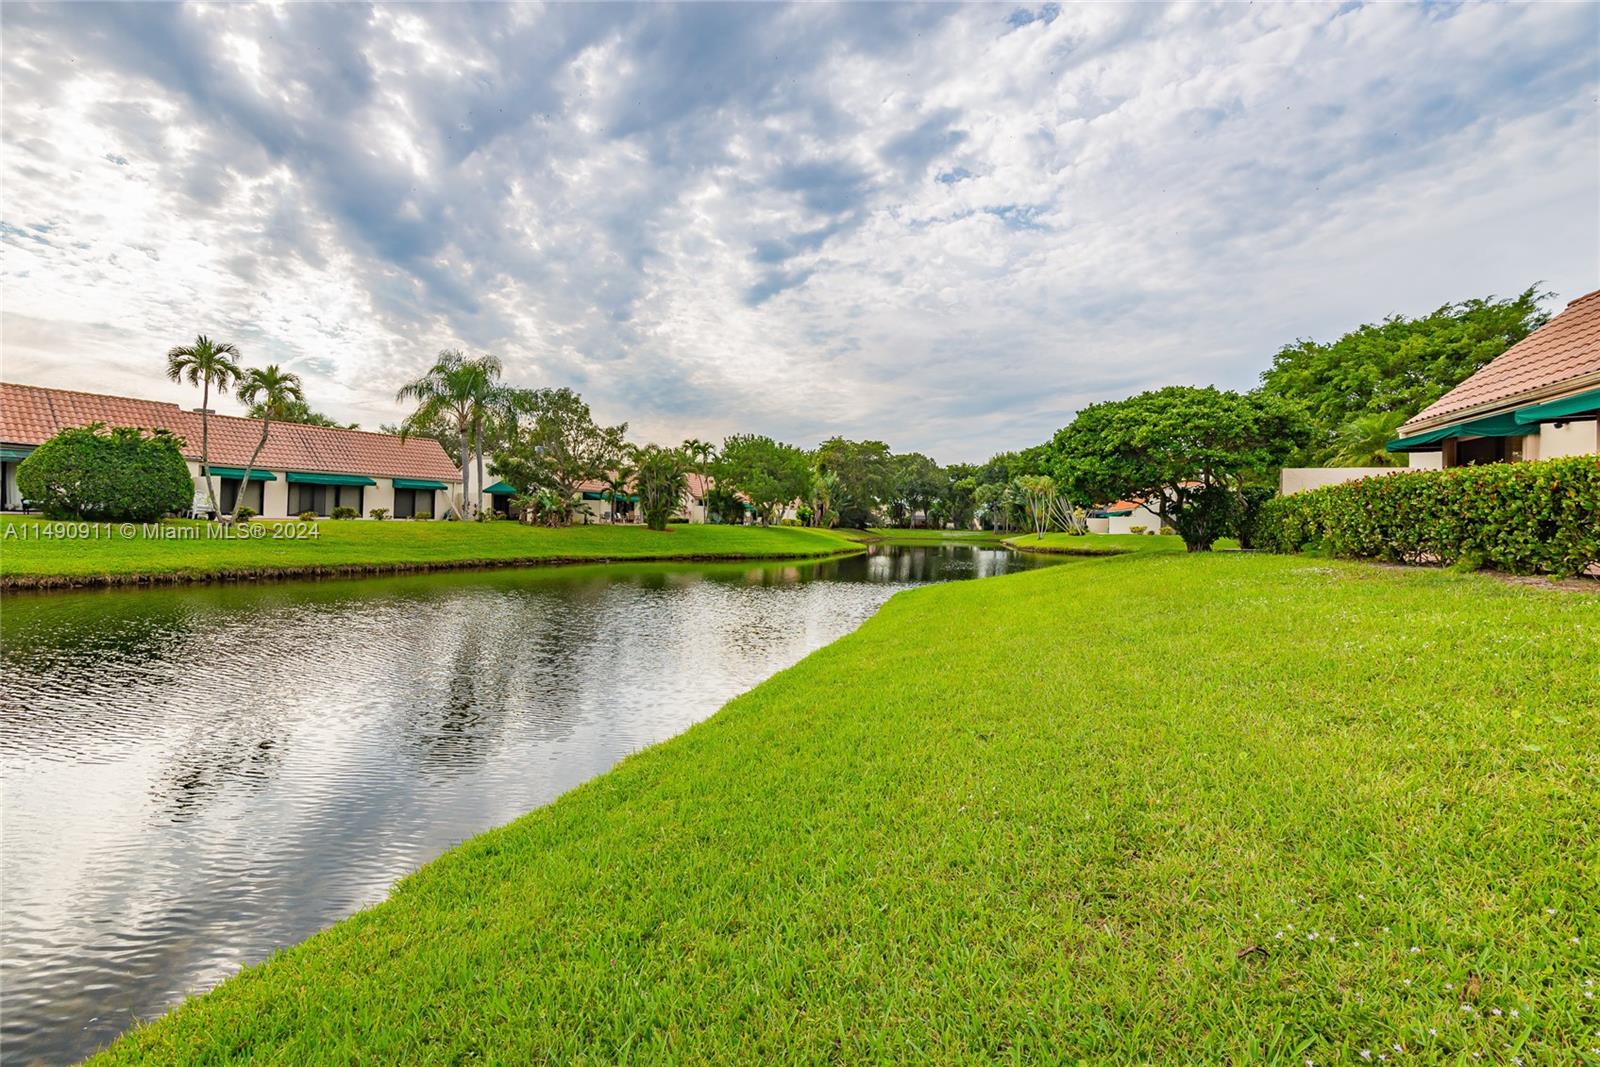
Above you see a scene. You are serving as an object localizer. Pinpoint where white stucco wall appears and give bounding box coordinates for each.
[1279,467,1409,495]
[1535,419,1598,460]
[1107,502,1164,535]
[1406,451,1444,470]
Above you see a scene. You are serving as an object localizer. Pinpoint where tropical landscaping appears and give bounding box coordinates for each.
[88,547,1599,1064]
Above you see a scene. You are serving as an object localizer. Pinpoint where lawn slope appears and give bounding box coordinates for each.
[96,553,1599,1063]
[0,519,860,587]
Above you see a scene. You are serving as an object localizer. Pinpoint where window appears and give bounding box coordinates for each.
[334,484,363,514]
[1452,437,1507,467]
[290,484,328,516]
[218,478,264,515]
[393,487,430,518]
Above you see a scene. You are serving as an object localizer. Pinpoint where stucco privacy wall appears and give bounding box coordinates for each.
[1280,467,1407,496]
[1532,419,1599,460]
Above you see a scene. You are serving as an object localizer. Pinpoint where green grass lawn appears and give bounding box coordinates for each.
[0,518,860,585]
[94,552,1598,1063]
[1003,531,1238,555]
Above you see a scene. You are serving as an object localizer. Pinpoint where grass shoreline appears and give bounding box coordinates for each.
[0,519,863,590]
[90,551,1599,1063]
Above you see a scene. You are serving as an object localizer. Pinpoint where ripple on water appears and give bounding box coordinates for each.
[0,545,1061,1063]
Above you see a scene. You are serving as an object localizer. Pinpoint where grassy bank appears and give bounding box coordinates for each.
[1002,531,1238,555]
[96,552,1598,1063]
[0,518,861,588]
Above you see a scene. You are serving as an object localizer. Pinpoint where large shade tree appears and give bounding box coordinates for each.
[493,387,627,515]
[715,434,811,524]
[165,334,241,518]
[231,364,305,521]
[813,437,893,528]
[1051,386,1310,551]
[1258,286,1549,464]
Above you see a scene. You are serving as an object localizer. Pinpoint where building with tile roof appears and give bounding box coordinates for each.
[1,382,469,518]
[1387,288,1600,466]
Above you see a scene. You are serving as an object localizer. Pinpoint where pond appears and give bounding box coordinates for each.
[0,542,1062,1064]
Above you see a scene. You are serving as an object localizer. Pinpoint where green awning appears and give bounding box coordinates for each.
[392,478,448,490]
[0,447,33,462]
[1386,411,1527,453]
[1514,388,1600,425]
[484,480,517,495]
[583,490,638,502]
[286,471,377,486]
[204,466,276,481]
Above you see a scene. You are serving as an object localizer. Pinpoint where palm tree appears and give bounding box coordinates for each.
[682,438,717,480]
[232,365,305,521]
[1327,410,1408,467]
[166,334,242,519]
[396,350,505,519]
[604,457,637,524]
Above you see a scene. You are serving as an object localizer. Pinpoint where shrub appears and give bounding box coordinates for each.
[369,508,389,521]
[668,515,692,524]
[298,511,317,522]
[779,517,803,527]
[414,511,432,521]
[1255,456,1600,576]
[1232,484,1278,550]
[1159,524,1175,536]
[235,507,257,522]
[16,423,194,521]
[331,506,358,520]
[1128,524,1147,535]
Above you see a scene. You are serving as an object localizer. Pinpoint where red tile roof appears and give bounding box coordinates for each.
[1402,288,1600,431]
[0,382,461,481]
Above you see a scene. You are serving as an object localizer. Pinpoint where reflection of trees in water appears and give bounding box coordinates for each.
[151,735,284,823]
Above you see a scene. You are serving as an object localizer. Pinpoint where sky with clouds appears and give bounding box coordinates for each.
[2,2,1596,462]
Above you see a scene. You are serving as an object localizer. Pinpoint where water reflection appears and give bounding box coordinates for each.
[0,543,1059,1064]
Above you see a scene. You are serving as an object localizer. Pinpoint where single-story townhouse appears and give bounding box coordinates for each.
[1,382,471,518]
[1386,288,1600,465]
[1087,497,1164,536]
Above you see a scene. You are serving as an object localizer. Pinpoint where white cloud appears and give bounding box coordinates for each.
[2,2,1595,460]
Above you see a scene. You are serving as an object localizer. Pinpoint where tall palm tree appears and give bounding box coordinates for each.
[166,334,242,518]
[232,365,305,521]
[682,438,717,479]
[396,350,505,519]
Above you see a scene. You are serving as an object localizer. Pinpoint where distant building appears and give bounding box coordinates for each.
[1386,288,1600,466]
[1,382,465,518]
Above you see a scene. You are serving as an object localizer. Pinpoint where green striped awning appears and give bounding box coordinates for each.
[204,466,277,481]
[583,490,639,502]
[1386,412,1526,453]
[392,478,448,490]
[1514,388,1600,425]
[0,447,34,462]
[484,481,517,495]
[286,471,377,486]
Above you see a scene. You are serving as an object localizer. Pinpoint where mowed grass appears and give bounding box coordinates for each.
[95,553,1598,1064]
[0,517,860,583]
[1005,531,1236,555]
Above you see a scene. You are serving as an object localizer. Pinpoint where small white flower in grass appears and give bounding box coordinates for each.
[1509,1009,1519,1019]
[1275,930,1284,940]
[1308,931,1318,940]
[1511,1057,1522,1066]
[1491,1008,1502,1016]
[1461,1004,1475,1013]
[1359,1051,1371,1061]
[1410,946,1421,954]
[1445,983,1453,990]
[1545,907,1556,915]
[1570,936,1581,945]
[1382,926,1391,933]
[1392,1044,1402,1054]
[1585,990,1594,1000]
[1403,979,1412,987]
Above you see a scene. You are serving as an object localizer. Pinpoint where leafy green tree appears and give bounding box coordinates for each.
[395,349,508,519]
[493,388,627,515]
[232,365,305,521]
[1052,386,1310,551]
[890,452,944,528]
[17,423,194,521]
[247,397,355,429]
[166,334,241,518]
[1258,286,1550,463]
[715,434,811,524]
[635,445,691,531]
[943,474,978,530]
[814,437,893,528]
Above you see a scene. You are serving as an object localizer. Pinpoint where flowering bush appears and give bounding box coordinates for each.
[1255,456,1599,576]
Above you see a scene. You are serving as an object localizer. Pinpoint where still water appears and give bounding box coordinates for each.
[0,543,1059,1064]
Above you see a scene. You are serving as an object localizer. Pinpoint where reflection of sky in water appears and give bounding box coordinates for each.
[0,545,1062,1064]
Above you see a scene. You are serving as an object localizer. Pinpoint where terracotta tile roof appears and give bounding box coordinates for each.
[0,382,460,481]
[1402,288,1600,430]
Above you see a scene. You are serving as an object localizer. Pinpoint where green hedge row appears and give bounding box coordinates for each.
[1256,456,1599,576]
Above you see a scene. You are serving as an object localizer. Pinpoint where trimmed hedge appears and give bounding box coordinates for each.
[1256,456,1599,576]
